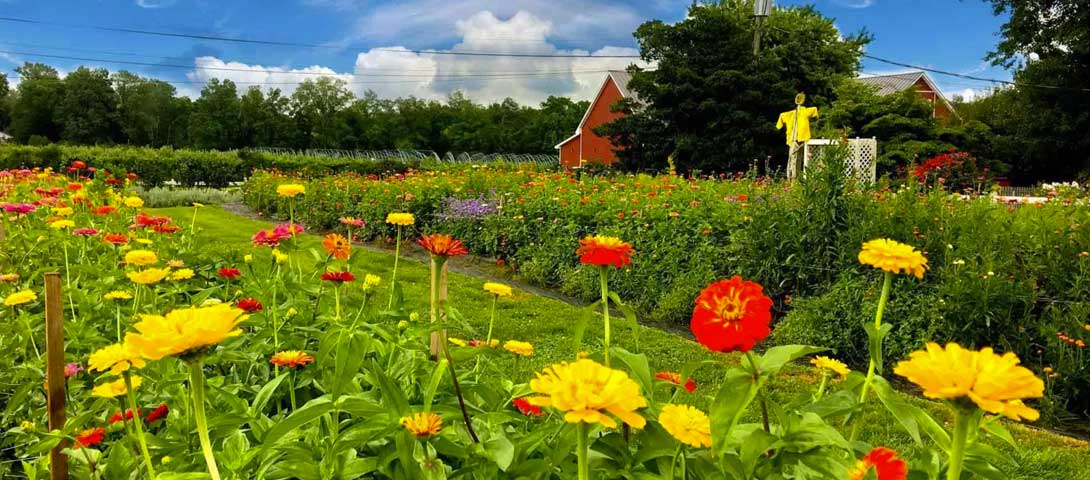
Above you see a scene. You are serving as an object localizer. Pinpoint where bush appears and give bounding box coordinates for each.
[135,187,242,208]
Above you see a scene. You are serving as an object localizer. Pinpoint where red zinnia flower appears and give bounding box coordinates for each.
[145,404,169,423]
[103,233,129,245]
[576,235,634,268]
[237,298,263,313]
[512,397,543,417]
[71,160,87,170]
[92,205,117,216]
[66,183,83,192]
[132,212,171,229]
[153,224,181,234]
[75,427,105,448]
[108,408,140,424]
[654,371,697,393]
[848,447,907,480]
[417,234,469,257]
[73,228,99,237]
[251,229,283,247]
[690,276,773,353]
[321,270,355,283]
[218,267,241,279]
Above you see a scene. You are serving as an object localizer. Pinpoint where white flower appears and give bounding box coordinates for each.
[952,259,966,266]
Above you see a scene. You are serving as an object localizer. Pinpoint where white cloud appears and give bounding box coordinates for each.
[187,9,650,105]
[136,0,177,8]
[830,0,874,8]
[185,56,356,96]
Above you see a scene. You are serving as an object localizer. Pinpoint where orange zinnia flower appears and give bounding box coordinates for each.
[576,235,633,268]
[322,233,351,260]
[75,427,105,448]
[270,350,315,368]
[654,371,696,393]
[690,276,773,353]
[103,233,129,245]
[848,447,907,480]
[417,234,468,257]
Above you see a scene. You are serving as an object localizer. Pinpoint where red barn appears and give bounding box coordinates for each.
[555,70,638,168]
[855,71,957,119]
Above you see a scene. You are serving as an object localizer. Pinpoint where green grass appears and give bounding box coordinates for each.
[157,206,1090,479]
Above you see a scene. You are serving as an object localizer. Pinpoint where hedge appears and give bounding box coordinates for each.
[0,145,420,187]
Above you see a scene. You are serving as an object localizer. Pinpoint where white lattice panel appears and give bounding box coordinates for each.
[800,138,877,183]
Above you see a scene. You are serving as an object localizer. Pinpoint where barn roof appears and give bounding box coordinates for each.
[856,71,957,117]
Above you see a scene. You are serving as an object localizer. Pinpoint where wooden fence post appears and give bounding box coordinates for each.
[44,272,67,480]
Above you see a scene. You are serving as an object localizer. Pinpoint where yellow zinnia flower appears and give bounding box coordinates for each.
[4,290,37,307]
[894,342,1044,421]
[658,404,712,448]
[504,340,534,357]
[52,206,74,217]
[167,260,186,269]
[88,342,146,375]
[484,282,513,297]
[124,249,159,266]
[810,355,850,379]
[272,249,289,264]
[125,303,248,360]
[127,267,171,285]
[858,239,928,279]
[362,274,381,291]
[528,359,647,429]
[448,337,467,347]
[400,412,442,438]
[169,268,195,281]
[49,220,75,230]
[104,290,133,301]
[385,212,415,226]
[276,184,306,197]
[91,376,142,398]
[124,196,144,208]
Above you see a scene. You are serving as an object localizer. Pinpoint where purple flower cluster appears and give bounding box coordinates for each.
[439,195,498,221]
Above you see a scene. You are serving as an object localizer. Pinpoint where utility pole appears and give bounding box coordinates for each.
[753,0,772,56]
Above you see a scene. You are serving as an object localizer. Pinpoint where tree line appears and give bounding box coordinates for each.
[0,64,589,154]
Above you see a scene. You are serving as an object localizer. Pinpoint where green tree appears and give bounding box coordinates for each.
[290,78,353,148]
[9,63,65,143]
[599,1,869,173]
[188,79,241,150]
[0,73,10,132]
[114,71,182,146]
[56,67,119,144]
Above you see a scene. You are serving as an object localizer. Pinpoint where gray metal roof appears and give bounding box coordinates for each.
[608,70,639,103]
[856,71,926,95]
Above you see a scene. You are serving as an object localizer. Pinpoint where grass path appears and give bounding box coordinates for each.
[156,205,1090,479]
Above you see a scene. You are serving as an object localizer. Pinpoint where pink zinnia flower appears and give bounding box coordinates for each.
[64,362,83,378]
[73,228,99,237]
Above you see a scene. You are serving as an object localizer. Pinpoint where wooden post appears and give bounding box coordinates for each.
[429,262,449,358]
[44,272,67,480]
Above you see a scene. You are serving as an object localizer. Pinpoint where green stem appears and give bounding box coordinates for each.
[288,369,297,411]
[21,311,40,359]
[852,271,892,442]
[598,267,611,366]
[577,422,590,480]
[745,351,770,434]
[124,372,157,479]
[667,444,681,479]
[115,304,122,342]
[388,226,401,309]
[485,295,497,344]
[947,410,971,480]
[334,284,342,321]
[188,361,221,480]
[814,371,829,401]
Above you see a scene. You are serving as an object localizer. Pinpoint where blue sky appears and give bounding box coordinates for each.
[0,0,1011,104]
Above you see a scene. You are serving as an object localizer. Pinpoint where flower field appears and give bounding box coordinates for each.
[0,163,1088,479]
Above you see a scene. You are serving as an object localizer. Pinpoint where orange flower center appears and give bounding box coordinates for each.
[714,290,746,323]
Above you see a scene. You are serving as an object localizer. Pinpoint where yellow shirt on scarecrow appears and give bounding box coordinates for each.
[776,106,819,145]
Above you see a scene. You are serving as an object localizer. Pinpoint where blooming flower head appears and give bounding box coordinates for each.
[75,427,106,448]
[504,340,534,357]
[125,304,248,360]
[484,282,513,297]
[655,371,696,393]
[237,298,263,313]
[528,358,647,429]
[690,276,773,353]
[276,184,306,197]
[576,235,634,268]
[858,239,928,279]
[401,412,442,438]
[72,228,99,237]
[92,205,116,216]
[169,268,195,281]
[811,356,851,379]
[109,408,140,425]
[103,233,129,246]
[468,339,501,348]
[339,217,365,227]
[658,404,712,448]
[386,212,415,226]
[272,249,289,264]
[145,404,169,423]
[894,342,1044,421]
[64,362,83,378]
[417,234,469,257]
[127,267,171,285]
[322,233,352,260]
[104,290,133,301]
[512,398,543,417]
[0,273,20,283]
[124,249,159,266]
[53,206,74,216]
[167,259,185,269]
[92,376,141,398]
[272,223,304,237]
[251,229,283,247]
[448,337,467,347]
[270,350,315,369]
[50,219,75,230]
[362,274,381,291]
[124,196,144,208]
[4,290,37,307]
[88,342,147,375]
[848,447,907,480]
[218,267,242,280]
[321,270,355,283]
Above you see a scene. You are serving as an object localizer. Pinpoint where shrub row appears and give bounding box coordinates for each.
[0,145,420,187]
[241,165,1090,418]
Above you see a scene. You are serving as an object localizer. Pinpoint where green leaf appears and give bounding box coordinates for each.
[758,345,826,376]
[366,360,410,417]
[980,416,1019,452]
[863,322,893,373]
[573,300,600,356]
[250,371,290,417]
[870,375,922,445]
[611,348,654,405]
[258,396,334,449]
[423,358,448,413]
[481,435,516,471]
[710,368,760,458]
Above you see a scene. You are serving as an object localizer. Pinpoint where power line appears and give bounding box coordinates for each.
[0,16,643,59]
[862,53,1090,93]
[0,49,619,79]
